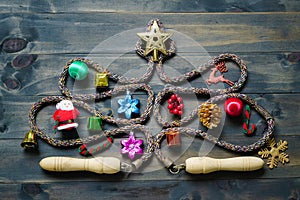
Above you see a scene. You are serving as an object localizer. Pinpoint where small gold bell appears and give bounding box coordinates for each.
[95,73,109,88]
[198,102,222,129]
[21,130,38,149]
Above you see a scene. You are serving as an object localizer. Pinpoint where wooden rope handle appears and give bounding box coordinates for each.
[39,157,120,174]
[185,157,264,174]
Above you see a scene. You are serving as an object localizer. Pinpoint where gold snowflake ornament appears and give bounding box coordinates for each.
[258,138,289,169]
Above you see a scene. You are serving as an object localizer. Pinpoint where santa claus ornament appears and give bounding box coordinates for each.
[53,100,80,131]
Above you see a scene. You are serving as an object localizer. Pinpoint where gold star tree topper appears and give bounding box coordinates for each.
[137,20,173,62]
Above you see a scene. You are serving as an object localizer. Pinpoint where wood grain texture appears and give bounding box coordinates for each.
[0,0,299,13]
[0,53,300,96]
[0,178,298,200]
[0,179,299,200]
[0,1,300,199]
[0,13,299,54]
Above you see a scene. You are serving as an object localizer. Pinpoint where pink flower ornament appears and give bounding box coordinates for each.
[121,134,143,160]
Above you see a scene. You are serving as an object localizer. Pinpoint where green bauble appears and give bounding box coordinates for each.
[68,61,89,80]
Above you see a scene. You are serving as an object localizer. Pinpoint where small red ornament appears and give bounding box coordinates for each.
[224,97,244,117]
[167,94,184,116]
[166,130,181,146]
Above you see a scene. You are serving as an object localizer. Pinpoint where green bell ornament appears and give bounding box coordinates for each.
[68,61,89,80]
[87,116,102,131]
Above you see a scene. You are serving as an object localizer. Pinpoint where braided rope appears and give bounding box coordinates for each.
[59,53,247,94]
[23,17,278,174]
[27,58,274,173]
[154,93,275,168]
[58,83,154,125]
[93,84,154,125]
[59,58,155,98]
[28,52,273,172]
[153,86,210,128]
[28,96,155,146]
[156,53,247,93]
[28,95,154,170]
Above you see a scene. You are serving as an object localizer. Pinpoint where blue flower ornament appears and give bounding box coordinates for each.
[117,91,140,119]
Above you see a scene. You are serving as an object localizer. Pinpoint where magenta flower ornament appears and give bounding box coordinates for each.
[120,133,143,160]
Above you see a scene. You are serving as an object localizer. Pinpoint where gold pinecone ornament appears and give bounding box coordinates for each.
[198,102,222,129]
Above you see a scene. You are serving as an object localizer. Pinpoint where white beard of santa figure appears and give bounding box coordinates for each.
[53,100,80,131]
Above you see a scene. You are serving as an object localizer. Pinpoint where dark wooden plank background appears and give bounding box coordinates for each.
[1,0,300,199]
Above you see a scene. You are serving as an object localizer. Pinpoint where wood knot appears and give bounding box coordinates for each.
[287,52,300,64]
[22,183,43,197]
[2,77,21,91]
[12,54,37,69]
[1,38,28,53]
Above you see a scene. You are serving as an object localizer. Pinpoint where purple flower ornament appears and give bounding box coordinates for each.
[121,134,143,160]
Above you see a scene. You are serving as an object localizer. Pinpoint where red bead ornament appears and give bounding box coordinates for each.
[224,97,244,117]
[167,94,184,116]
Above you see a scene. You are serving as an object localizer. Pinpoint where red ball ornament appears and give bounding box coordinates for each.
[179,104,184,109]
[167,94,184,116]
[224,98,244,117]
[174,109,179,115]
[177,97,182,103]
[171,94,177,100]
